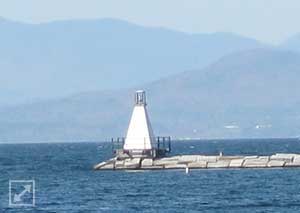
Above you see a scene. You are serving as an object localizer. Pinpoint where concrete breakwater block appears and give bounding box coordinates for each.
[244,156,258,159]
[197,156,218,163]
[207,160,230,168]
[267,160,285,167]
[270,153,297,162]
[100,163,115,169]
[188,161,207,168]
[142,165,164,169]
[284,162,300,167]
[243,157,269,168]
[141,158,153,167]
[294,156,300,163]
[154,159,178,166]
[229,159,244,168]
[219,156,244,160]
[178,155,198,163]
[158,156,180,161]
[285,155,300,167]
[124,158,141,169]
[115,160,125,169]
[94,161,108,170]
[285,161,300,167]
[164,164,187,169]
[94,158,117,170]
[94,161,115,170]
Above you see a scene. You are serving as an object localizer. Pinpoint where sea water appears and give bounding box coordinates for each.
[1,139,300,212]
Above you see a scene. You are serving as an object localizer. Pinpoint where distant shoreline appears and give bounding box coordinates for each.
[0,137,299,145]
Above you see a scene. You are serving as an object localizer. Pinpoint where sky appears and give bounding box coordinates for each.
[0,0,300,44]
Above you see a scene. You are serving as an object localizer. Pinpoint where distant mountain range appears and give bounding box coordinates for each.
[2,48,300,142]
[0,17,264,105]
[281,34,300,52]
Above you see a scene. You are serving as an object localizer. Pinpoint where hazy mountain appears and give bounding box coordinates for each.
[1,48,300,143]
[280,34,300,52]
[0,17,264,105]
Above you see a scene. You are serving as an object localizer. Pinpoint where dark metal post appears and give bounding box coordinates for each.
[168,136,171,152]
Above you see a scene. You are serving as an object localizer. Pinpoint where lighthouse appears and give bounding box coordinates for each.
[111,90,171,158]
[124,90,155,151]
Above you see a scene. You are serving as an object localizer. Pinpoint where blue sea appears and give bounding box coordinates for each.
[1,139,300,212]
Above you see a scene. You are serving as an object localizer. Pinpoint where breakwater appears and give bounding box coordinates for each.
[94,153,300,170]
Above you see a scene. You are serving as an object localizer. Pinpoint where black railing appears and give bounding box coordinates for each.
[111,137,125,153]
[111,136,171,154]
[154,136,171,153]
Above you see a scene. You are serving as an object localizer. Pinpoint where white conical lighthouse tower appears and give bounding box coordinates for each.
[123,90,155,151]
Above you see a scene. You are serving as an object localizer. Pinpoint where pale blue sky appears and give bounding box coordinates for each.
[1,0,300,44]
